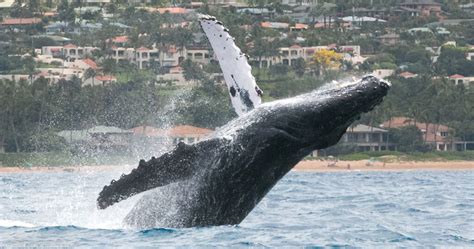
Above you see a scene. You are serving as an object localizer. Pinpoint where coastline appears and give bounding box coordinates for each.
[294,160,474,172]
[0,160,473,173]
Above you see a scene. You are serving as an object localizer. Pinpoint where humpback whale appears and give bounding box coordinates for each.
[97,75,390,228]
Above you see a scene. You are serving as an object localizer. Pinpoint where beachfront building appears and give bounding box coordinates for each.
[130,125,212,146]
[129,125,213,156]
[340,124,394,151]
[381,117,472,151]
[58,125,133,153]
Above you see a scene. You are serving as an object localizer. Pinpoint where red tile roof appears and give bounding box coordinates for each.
[169,66,183,73]
[293,23,308,29]
[381,117,451,143]
[42,12,58,17]
[111,36,128,43]
[399,71,417,78]
[156,7,188,14]
[63,44,77,49]
[137,46,150,51]
[290,44,302,49]
[130,126,164,137]
[95,75,116,81]
[449,74,465,79]
[260,21,289,29]
[130,125,213,138]
[1,18,41,25]
[82,58,98,69]
[166,125,213,137]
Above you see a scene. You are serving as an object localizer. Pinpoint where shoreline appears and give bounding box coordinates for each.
[0,160,473,173]
[294,160,474,172]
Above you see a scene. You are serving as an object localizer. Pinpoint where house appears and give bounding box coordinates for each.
[381,117,470,151]
[74,58,98,70]
[339,124,394,151]
[130,125,213,146]
[350,7,390,19]
[36,67,84,81]
[399,71,418,79]
[376,33,400,45]
[250,44,362,68]
[164,125,213,145]
[290,23,308,32]
[449,74,474,86]
[0,0,14,9]
[78,0,111,6]
[398,0,442,18]
[135,46,160,69]
[467,50,474,61]
[341,16,387,25]
[236,8,274,17]
[372,69,395,79]
[186,47,211,64]
[42,45,98,61]
[0,18,42,28]
[156,66,189,85]
[32,35,72,45]
[260,22,289,29]
[155,7,189,14]
[408,27,433,35]
[58,125,133,152]
[82,75,116,86]
[109,36,128,47]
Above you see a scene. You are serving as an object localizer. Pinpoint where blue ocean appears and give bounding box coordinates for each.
[0,169,473,248]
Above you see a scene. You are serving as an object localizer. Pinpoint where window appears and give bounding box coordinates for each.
[195,53,203,59]
[290,50,297,56]
[440,131,448,137]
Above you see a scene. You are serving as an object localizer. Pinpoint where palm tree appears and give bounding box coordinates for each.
[84,68,97,86]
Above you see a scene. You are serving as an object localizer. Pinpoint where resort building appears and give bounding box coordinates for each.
[340,124,394,151]
[58,126,133,153]
[250,44,362,68]
[130,125,213,146]
[41,45,98,61]
[449,74,474,86]
[398,0,442,18]
[381,117,472,151]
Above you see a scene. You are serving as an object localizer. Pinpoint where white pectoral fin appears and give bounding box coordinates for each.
[199,15,262,116]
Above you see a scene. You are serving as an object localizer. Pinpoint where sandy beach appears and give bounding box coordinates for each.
[0,160,473,173]
[294,160,474,172]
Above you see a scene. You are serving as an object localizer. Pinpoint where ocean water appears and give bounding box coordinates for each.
[0,169,473,248]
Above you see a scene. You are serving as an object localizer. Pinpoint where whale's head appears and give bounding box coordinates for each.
[251,75,391,152]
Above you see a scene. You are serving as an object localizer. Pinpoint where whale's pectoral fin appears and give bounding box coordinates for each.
[97,139,221,209]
